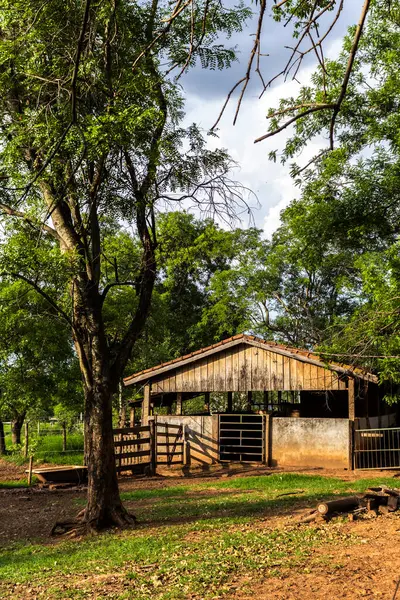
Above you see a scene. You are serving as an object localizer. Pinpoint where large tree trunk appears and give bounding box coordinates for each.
[11,413,25,445]
[67,281,139,532]
[0,421,6,455]
[82,381,134,529]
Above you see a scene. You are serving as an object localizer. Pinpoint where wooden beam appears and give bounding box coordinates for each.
[348,378,355,421]
[142,384,151,426]
[227,391,233,413]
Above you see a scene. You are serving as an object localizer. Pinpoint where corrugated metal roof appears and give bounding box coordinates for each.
[124,334,378,386]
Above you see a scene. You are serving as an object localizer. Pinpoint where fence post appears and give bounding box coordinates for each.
[62,422,67,452]
[119,431,123,471]
[183,424,188,466]
[28,455,33,485]
[37,421,40,436]
[24,422,29,459]
[149,419,156,474]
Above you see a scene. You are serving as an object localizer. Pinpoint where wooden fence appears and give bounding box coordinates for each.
[113,423,155,474]
[155,422,185,466]
[113,421,185,474]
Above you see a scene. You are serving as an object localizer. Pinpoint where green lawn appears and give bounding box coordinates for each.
[0,472,397,599]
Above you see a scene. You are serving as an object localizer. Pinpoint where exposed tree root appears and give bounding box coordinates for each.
[51,506,136,537]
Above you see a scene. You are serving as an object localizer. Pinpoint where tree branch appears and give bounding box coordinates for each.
[254,104,335,143]
[100,281,136,306]
[7,272,73,328]
[71,0,91,123]
[0,202,61,241]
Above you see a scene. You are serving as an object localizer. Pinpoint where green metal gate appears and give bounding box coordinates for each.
[219,414,264,463]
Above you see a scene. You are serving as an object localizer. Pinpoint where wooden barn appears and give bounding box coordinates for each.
[124,334,395,470]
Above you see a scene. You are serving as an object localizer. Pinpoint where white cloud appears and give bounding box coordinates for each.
[183,32,348,238]
[184,66,322,237]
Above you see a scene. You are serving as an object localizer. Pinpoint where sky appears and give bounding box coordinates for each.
[180,1,364,237]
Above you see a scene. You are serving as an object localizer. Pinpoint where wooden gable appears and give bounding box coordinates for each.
[150,343,347,394]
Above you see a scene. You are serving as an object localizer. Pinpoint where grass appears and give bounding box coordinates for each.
[0,478,38,489]
[2,432,84,466]
[0,472,397,599]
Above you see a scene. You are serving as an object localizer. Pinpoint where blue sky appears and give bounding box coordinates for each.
[180,1,364,236]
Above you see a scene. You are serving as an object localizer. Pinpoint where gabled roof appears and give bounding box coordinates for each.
[124,334,378,386]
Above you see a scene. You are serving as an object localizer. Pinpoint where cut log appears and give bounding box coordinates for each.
[317,496,360,516]
[388,495,398,511]
[380,486,400,497]
[366,497,379,511]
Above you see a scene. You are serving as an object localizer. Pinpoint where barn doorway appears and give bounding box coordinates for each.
[218,414,264,463]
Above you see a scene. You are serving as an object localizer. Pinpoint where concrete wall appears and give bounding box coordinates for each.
[154,415,351,469]
[271,417,350,469]
[154,415,218,466]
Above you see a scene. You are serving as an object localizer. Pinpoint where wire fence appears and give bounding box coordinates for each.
[3,419,84,464]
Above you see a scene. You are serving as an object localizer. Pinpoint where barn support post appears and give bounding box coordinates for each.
[149,419,156,474]
[176,392,183,416]
[348,419,355,470]
[348,378,355,470]
[142,384,151,426]
[348,378,355,421]
[263,391,268,411]
[227,392,233,413]
[247,391,252,412]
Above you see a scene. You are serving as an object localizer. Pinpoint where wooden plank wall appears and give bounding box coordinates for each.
[151,344,348,394]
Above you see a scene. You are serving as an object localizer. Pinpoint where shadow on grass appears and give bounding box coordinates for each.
[132,490,343,527]
[123,473,399,527]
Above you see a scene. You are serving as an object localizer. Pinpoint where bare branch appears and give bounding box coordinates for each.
[232,0,267,126]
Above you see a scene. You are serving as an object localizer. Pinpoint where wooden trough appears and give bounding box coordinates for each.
[29,466,88,485]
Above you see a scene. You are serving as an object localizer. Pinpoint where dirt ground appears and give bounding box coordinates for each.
[2,460,400,598]
[237,514,400,599]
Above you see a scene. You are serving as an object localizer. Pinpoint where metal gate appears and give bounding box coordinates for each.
[219,414,264,463]
[354,427,400,469]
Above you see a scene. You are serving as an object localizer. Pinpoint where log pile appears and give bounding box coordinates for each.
[301,486,400,523]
